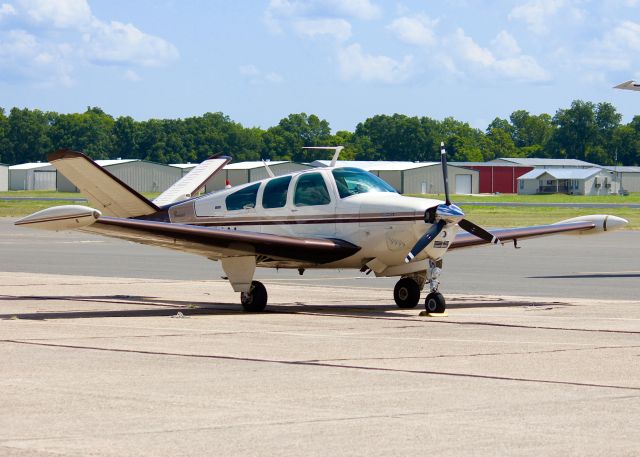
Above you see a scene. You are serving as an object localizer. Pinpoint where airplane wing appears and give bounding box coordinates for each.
[450,219,599,250]
[79,216,361,264]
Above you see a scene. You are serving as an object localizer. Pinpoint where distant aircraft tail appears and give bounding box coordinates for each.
[48,149,160,218]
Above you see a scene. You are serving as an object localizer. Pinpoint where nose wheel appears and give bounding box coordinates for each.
[425,292,446,313]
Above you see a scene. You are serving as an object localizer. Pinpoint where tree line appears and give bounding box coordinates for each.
[0,100,638,166]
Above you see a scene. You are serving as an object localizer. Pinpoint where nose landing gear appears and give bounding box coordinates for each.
[393,259,446,313]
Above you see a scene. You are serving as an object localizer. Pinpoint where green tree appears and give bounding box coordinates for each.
[7,108,52,164]
[549,100,597,161]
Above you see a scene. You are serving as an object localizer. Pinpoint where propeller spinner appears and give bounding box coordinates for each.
[404,142,500,263]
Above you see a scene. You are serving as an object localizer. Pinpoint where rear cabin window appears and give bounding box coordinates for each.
[262,176,291,209]
[294,173,331,207]
[225,183,260,210]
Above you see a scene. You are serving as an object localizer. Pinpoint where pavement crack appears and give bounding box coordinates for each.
[301,344,640,363]
[2,338,639,393]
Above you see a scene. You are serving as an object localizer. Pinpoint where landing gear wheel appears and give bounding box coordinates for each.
[240,280,268,312]
[394,277,421,309]
[425,292,446,313]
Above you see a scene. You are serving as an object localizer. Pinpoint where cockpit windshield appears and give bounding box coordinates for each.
[332,167,398,198]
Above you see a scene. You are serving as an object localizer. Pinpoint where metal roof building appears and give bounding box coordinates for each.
[452,162,533,194]
[8,162,57,190]
[490,158,597,168]
[206,161,312,192]
[57,159,183,193]
[311,160,479,195]
[602,166,640,193]
[517,167,619,195]
[170,163,198,177]
[0,163,8,191]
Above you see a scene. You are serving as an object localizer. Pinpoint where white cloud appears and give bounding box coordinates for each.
[0,3,16,19]
[601,20,640,51]
[0,0,178,85]
[293,18,351,41]
[239,64,260,76]
[387,14,438,47]
[264,0,379,35]
[508,0,565,34]
[323,0,380,20]
[447,28,550,82]
[337,43,413,83]
[239,64,284,85]
[19,0,92,28]
[0,29,74,85]
[491,30,521,58]
[123,69,141,82]
[451,28,495,67]
[85,19,178,67]
[580,20,640,74]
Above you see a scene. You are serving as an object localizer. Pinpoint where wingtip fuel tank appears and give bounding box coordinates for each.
[15,205,101,231]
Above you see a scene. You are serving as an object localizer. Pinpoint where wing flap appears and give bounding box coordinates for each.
[449,221,596,250]
[81,217,361,263]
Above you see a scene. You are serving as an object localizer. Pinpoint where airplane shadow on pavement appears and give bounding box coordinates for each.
[0,293,570,320]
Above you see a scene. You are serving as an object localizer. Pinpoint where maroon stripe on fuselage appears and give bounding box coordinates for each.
[185,214,423,227]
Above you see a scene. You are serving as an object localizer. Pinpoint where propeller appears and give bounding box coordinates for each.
[404,142,500,263]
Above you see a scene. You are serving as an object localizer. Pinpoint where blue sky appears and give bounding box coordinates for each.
[1,0,639,132]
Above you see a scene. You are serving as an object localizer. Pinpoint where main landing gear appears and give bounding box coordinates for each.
[240,280,268,312]
[393,260,446,313]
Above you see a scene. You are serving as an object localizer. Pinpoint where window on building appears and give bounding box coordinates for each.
[262,176,291,209]
[294,173,331,206]
[225,183,260,210]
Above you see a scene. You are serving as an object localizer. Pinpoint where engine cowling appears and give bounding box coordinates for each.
[15,205,101,231]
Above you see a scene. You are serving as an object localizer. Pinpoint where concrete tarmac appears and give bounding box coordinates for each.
[1,219,639,456]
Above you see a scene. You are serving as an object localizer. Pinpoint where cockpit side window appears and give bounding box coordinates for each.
[225,183,260,210]
[332,168,398,198]
[294,173,331,207]
[262,176,291,209]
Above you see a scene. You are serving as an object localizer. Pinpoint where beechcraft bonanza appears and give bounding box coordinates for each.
[16,144,628,313]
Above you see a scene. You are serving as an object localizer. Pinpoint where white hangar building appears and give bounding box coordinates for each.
[517,168,620,195]
[8,162,57,190]
[205,161,313,192]
[57,159,183,193]
[311,160,479,195]
[603,166,640,194]
[0,163,8,191]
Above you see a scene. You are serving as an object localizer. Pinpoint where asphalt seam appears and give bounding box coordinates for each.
[3,339,639,392]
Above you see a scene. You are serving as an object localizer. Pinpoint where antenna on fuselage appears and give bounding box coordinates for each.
[262,159,275,178]
[302,146,344,167]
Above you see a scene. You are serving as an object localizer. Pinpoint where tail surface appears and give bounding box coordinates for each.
[49,149,159,218]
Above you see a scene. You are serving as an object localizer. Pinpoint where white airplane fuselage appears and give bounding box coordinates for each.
[168,167,456,274]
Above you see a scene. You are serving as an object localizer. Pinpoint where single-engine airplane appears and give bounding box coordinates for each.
[15,144,628,313]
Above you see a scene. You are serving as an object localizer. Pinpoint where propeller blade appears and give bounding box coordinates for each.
[458,218,500,244]
[405,220,445,263]
[440,142,451,206]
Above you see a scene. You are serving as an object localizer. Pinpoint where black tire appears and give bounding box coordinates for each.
[425,292,446,313]
[240,280,268,312]
[394,277,421,309]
